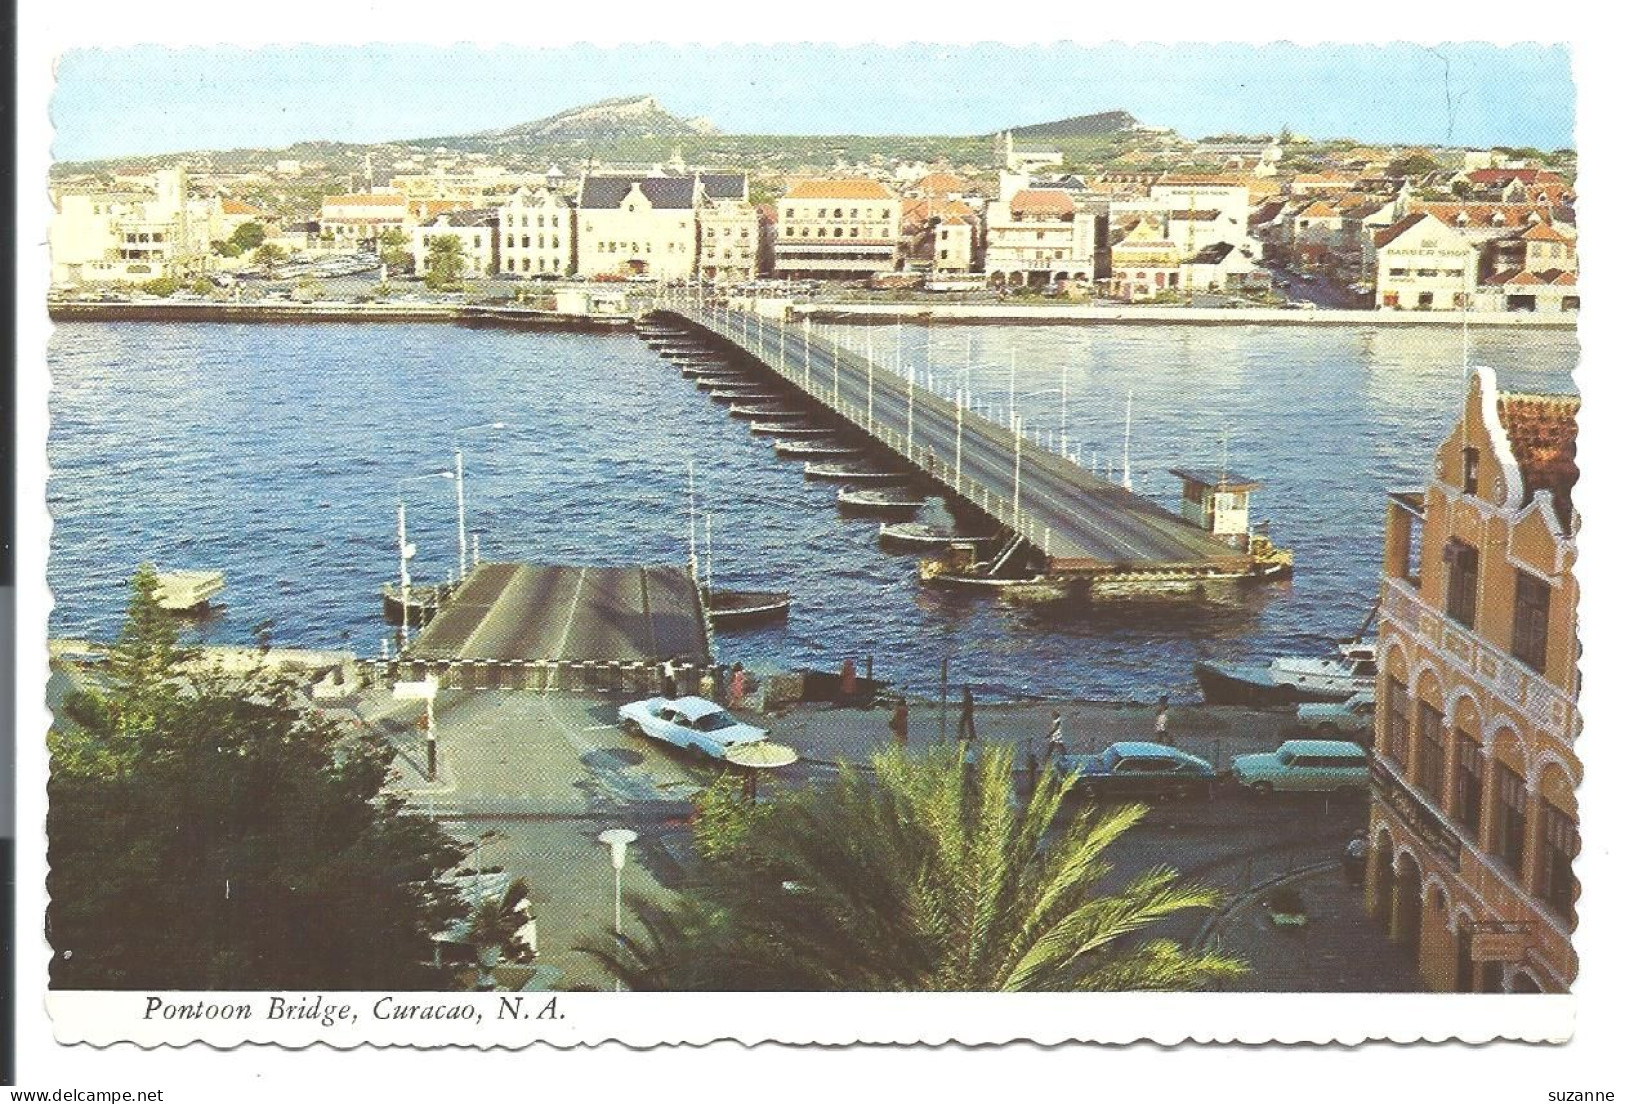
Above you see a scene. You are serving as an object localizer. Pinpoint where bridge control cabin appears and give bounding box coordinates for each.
[1170,468,1263,552]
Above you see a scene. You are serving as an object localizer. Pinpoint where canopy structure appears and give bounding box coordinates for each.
[723,742,800,770]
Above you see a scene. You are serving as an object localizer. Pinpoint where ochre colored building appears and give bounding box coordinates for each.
[1369,367,1579,993]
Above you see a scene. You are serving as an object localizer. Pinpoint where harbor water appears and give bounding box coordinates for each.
[48,319,1578,702]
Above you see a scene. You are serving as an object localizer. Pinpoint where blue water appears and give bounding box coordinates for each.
[47,320,1577,702]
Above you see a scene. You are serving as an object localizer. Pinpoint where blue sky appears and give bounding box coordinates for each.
[52,42,1574,161]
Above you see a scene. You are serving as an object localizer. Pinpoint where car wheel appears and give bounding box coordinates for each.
[1250,781,1274,799]
[622,718,643,737]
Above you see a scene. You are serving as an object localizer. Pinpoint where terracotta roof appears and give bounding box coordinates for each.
[913,172,967,195]
[783,178,894,201]
[323,193,407,208]
[1412,203,1561,229]
[1154,174,1248,187]
[1519,221,1571,243]
[1009,189,1075,217]
[1484,267,1577,287]
[1299,201,1340,218]
[1496,391,1579,528]
[221,198,267,216]
[1167,208,1221,221]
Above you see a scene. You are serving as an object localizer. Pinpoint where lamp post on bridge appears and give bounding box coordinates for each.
[393,470,455,644]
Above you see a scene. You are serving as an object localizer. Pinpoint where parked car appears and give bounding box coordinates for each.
[1056,741,1217,801]
[617,695,768,760]
[1231,739,1369,797]
[1297,690,1376,738]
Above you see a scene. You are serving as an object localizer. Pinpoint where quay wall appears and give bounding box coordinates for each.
[47,301,634,330]
[790,302,1579,328]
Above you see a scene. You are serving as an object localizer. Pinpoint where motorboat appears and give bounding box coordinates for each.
[774,440,863,460]
[804,461,910,483]
[1194,641,1379,706]
[705,588,792,628]
[837,486,926,518]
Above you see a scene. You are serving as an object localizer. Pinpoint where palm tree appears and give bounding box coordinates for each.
[580,745,1244,991]
[465,877,534,991]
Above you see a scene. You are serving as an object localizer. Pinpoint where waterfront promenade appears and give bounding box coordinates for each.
[792,300,1578,328]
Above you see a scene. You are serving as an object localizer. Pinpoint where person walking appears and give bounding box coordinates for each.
[1154,695,1171,744]
[1045,709,1066,760]
[698,665,716,702]
[956,685,977,743]
[660,657,678,699]
[889,698,909,747]
[729,662,747,709]
[839,658,858,704]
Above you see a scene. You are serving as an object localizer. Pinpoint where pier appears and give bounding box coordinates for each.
[651,302,1287,590]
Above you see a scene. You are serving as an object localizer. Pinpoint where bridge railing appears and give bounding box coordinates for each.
[680,304,1056,556]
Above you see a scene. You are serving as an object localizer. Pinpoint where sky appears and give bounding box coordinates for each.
[52,41,1574,163]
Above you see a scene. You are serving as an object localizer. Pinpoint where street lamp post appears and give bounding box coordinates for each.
[597,828,639,993]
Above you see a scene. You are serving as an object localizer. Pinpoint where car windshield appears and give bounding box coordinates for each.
[689,709,740,733]
[1099,747,1121,770]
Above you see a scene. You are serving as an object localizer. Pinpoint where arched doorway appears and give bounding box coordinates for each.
[1393,852,1423,955]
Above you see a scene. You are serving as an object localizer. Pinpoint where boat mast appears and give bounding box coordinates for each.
[1121,391,1134,492]
[687,459,699,583]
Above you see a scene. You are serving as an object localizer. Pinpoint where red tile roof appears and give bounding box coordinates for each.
[323,193,407,208]
[913,172,967,196]
[1412,203,1559,229]
[1497,391,1580,528]
[783,178,894,201]
[221,198,267,216]
[1371,212,1433,249]
[1009,189,1075,217]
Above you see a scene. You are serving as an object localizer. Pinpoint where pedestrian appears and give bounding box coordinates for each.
[729,662,747,709]
[956,685,977,743]
[1045,709,1066,760]
[889,697,909,747]
[660,657,678,699]
[1154,695,1171,744]
[839,658,858,704]
[698,665,716,702]
[1343,833,1369,886]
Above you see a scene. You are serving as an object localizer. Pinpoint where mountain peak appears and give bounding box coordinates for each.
[471,96,718,146]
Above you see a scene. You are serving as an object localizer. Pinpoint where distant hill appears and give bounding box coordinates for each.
[448,95,718,148]
[1003,110,1146,140]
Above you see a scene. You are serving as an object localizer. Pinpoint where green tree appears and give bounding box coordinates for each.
[1388,153,1441,178]
[252,242,286,268]
[377,227,413,273]
[580,745,1244,991]
[140,276,180,297]
[228,220,267,251]
[47,566,470,990]
[422,235,467,291]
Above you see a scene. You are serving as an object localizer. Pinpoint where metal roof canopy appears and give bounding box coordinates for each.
[406,562,709,665]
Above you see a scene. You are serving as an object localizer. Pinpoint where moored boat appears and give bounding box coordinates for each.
[877,522,991,550]
[775,440,863,459]
[154,569,226,612]
[381,580,458,628]
[705,587,792,627]
[749,421,832,438]
[710,390,778,404]
[804,461,910,483]
[732,405,802,420]
[837,486,926,517]
[1194,641,1378,706]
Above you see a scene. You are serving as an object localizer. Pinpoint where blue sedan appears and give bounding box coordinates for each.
[1056,741,1218,801]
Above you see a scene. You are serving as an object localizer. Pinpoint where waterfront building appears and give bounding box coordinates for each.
[982,188,1105,288]
[1372,212,1477,311]
[1148,176,1252,231]
[412,208,500,278]
[696,174,759,284]
[773,179,901,280]
[320,192,411,245]
[1109,217,1183,300]
[1368,367,1578,993]
[498,187,575,278]
[575,174,702,281]
[49,167,220,286]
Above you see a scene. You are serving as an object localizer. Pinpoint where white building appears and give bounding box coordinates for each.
[576,175,702,281]
[498,188,574,278]
[412,209,499,279]
[983,188,1105,287]
[49,168,220,286]
[696,174,758,284]
[1148,177,1253,235]
[1373,212,1477,311]
[320,193,411,245]
[774,179,901,279]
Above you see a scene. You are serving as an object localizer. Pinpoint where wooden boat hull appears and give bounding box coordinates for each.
[381,582,456,628]
[732,406,802,420]
[706,588,791,627]
[837,488,925,518]
[1193,660,1343,706]
[805,464,910,483]
[878,523,990,550]
[750,422,830,438]
[776,442,863,459]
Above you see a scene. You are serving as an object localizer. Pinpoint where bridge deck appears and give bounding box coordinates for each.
[661,306,1250,573]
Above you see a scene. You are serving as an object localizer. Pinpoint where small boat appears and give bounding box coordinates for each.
[804,461,911,483]
[381,580,458,628]
[705,587,792,628]
[837,486,926,518]
[679,363,736,378]
[710,390,779,404]
[154,569,225,612]
[775,440,863,460]
[877,522,991,550]
[1194,641,1379,706]
[732,405,802,420]
[750,422,832,438]
[694,374,749,391]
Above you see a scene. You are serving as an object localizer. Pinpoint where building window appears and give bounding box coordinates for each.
[1512,571,1551,674]
[1462,447,1480,496]
[1536,801,1578,926]
[1385,676,1411,773]
[1418,703,1446,802]
[1492,761,1527,877]
[1445,539,1479,629]
[1454,732,1483,839]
